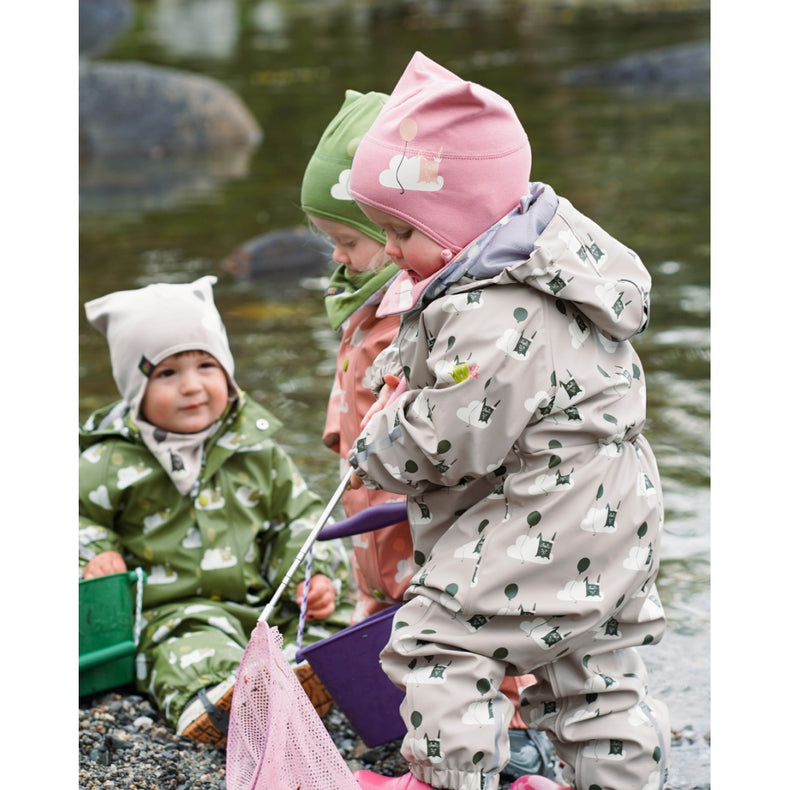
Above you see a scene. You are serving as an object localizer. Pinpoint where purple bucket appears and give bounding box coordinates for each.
[296,603,406,747]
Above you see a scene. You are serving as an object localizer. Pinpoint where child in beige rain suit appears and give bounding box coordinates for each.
[346,52,670,790]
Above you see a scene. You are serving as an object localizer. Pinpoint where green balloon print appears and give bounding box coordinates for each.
[493,647,509,659]
[637,522,648,538]
[476,678,491,695]
[527,511,541,527]
[513,307,528,322]
[447,336,455,351]
[597,484,604,500]
[577,557,591,573]
[504,583,518,599]
[548,454,561,468]
[414,550,425,565]
[653,746,662,762]
[410,711,423,728]
[478,519,489,533]
[548,439,562,449]
[405,459,419,473]
[472,751,485,765]
[437,439,452,453]
[445,583,459,597]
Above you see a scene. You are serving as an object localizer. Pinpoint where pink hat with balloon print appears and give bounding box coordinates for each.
[349,51,531,255]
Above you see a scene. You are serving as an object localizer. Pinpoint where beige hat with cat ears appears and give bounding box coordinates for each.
[85,275,238,415]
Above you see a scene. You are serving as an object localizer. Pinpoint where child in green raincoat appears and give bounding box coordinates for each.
[79,275,353,745]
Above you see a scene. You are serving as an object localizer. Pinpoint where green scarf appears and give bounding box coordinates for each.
[323,262,400,330]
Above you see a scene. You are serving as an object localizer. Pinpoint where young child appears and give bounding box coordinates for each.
[346,53,670,790]
[79,275,353,746]
[304,88,560,784]
[300,89,414,623]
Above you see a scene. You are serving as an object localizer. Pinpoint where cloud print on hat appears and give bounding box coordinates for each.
[379,117,444,192]
[330,168,354,201]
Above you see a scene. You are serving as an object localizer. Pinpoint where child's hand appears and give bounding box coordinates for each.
[360,374,404,428]
[83,551,127,580]
[296,574,336,620]
[322,432,340,450]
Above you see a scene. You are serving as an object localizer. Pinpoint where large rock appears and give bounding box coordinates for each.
[79,60,263,158]
[222,227,334,283]
[562,40,710,98]
[79,0,132,58]
[79,147,256,216]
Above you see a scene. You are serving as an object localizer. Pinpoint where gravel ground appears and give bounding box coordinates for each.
[78,687,710,789]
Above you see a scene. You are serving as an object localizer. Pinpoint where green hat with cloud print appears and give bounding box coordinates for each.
[301,90,388,244]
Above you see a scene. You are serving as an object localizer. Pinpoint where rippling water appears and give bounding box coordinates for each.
[78,2,710,785]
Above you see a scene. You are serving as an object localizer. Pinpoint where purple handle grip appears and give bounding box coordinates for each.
[318,501,408,541]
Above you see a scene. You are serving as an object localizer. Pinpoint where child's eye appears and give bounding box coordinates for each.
[394,229,412,241]
[155,368,174,378]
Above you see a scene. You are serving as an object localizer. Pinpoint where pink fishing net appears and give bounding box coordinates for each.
[226,620,360,790]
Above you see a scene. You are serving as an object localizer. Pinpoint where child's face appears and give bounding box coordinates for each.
[141,351,229,434]
[357,203,446,282]
[307,215,388,275]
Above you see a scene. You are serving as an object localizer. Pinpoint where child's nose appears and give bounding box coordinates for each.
[384,238,402,259]
[180,371,201,392]
[332,244,349,264]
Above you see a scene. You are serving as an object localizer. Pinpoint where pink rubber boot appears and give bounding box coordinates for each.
[352,770,434,789]
[508,775,567,789]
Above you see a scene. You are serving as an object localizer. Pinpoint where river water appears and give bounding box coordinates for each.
[79,2,710,786]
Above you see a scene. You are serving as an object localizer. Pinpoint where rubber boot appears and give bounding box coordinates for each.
[352,770,434,789]
[508,775,567,789]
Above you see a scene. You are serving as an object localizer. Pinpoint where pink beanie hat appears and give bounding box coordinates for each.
[349,51,531,254]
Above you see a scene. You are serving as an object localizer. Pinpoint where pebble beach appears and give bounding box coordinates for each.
[78,687,710,789]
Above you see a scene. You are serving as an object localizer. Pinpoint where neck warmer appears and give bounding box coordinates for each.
[324,262,400,329]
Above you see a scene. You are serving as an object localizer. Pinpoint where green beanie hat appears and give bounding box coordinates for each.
[301,90,388,244]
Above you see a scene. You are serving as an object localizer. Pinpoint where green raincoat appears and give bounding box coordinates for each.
[79,392,353,725]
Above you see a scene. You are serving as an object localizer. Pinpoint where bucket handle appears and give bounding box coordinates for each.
[317,501,408,541]
[130,567,145,647]
[297,498,407,651]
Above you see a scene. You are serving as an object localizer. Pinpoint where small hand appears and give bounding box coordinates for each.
[360,374,404,428]
[83,551,127,580]
[296,573,336,620]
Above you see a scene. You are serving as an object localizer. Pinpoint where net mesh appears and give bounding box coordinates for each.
[226,621,360,790]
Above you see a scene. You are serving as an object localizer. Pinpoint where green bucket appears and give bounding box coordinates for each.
[79,568,145,697]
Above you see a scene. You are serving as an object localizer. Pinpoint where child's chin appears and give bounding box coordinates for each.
[165,417,214,434]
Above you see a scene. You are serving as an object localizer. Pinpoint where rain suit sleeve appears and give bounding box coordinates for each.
[348,289,552,495]
[79,438,129,569]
